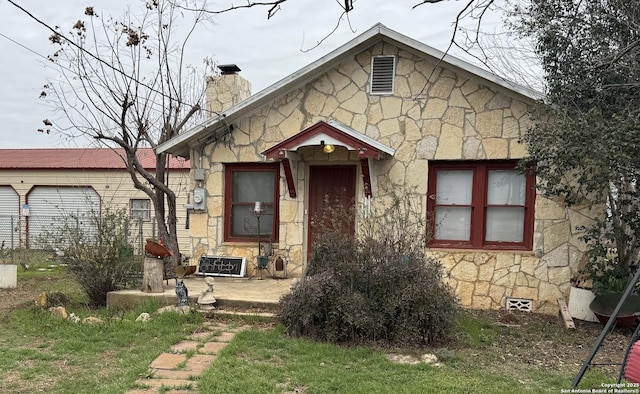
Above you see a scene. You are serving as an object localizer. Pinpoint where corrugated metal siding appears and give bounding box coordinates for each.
[27,186,101,248]
[0,186,19,248]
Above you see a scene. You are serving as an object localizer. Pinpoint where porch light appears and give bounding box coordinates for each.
[321,140,335,153]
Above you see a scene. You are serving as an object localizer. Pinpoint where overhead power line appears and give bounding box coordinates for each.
[4,0,212,116]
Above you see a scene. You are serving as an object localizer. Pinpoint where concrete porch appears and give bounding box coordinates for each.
[106,275,296,311]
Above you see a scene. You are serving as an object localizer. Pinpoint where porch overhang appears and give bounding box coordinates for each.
[262,119,395,160]
[261,120,395,199]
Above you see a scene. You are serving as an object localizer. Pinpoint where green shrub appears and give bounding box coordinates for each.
[40,209,141,306]
[279,191,459,346]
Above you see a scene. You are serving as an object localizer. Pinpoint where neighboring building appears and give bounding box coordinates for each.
[0,148,190,254]
[156,24,594,314]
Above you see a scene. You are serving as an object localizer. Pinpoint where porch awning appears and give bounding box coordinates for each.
[262,120,394,199]
[261,119,395,160]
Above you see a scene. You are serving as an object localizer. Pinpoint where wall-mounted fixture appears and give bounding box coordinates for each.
[192,188,206,210]
[321,140,335,154]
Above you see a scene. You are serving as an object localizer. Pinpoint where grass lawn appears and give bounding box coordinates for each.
[198,322,614,394]
[0,262,629,393]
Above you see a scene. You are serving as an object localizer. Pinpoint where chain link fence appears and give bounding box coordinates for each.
[0,215,157,264]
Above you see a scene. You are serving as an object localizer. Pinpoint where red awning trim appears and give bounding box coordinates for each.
[262,120,394,160]
[281,158,297,198]
[360,158,373,198]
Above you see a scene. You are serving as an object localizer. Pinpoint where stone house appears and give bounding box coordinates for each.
[0,148,190,254]
[157,24,593,314]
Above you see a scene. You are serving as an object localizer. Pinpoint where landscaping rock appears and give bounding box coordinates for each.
[153,305,192,315]
[48,306,68,319]
[136,312,151,322]
[82,316,103,324]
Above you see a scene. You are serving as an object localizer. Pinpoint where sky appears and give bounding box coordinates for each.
[0,0,513,149]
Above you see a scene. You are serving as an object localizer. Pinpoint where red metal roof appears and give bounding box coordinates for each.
[0,148,189,170]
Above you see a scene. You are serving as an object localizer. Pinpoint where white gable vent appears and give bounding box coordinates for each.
[370,55,395,95]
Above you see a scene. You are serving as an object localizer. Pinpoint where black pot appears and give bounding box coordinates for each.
[589,293,640,327]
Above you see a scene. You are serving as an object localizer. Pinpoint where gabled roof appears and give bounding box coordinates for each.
[262,120,395,160]
[157,23,543,158]
[0,148,189,170]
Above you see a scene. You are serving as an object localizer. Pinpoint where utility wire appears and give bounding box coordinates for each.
[0,29,194,124]
[5,0,214,116]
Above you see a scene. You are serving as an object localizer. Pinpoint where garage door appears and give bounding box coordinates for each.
[0,186,19,248]
[27,186,100,248]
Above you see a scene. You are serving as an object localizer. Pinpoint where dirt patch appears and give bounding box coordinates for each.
[463,310,631,381]
[0,283,41,312]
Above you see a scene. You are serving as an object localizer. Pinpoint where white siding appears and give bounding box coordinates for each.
[0,186,19,248]
[27,186,100,248]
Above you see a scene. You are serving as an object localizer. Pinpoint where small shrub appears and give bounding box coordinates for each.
[40,208,141,306]
[279,190,459,346]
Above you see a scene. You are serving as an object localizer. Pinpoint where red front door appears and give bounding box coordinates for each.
[307,165,356,258]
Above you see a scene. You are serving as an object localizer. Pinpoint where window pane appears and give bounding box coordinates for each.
[231,204,274,236]
[436,170,473,205]
[435,207,471,240]
[486,207,524,242]
[487,170,525,205]
[232,172,275,203]
[130,199,150,220]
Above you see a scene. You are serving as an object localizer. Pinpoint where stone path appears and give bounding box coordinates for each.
[126,321,249,394]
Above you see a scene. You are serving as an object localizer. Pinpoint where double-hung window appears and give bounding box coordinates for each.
[427,160,535,250]
[130,199,151,221]
[224,163,279,242]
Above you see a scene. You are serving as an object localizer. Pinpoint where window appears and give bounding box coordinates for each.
[427,160,535,250]
[224,163,280,242]
[370,55,395,95]
[130,199,151,221]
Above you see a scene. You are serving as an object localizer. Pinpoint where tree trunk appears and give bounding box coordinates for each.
[141,256,165,293]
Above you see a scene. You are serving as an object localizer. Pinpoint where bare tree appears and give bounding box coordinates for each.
[39,0,214,269]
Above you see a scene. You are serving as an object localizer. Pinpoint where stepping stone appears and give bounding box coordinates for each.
[187,331,213,341]
[216,332,236,342]
[152,369,198,380]
[134,378,194,390]
[199,342,227,354]
[184,354,216,374]
[171,341,200,353]
[150,353,187,370]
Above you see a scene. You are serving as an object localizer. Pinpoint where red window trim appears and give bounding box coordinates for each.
[224,163,280,243]
[426,160,535,251]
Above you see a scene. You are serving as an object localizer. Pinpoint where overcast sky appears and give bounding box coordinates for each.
[0,0,510,149]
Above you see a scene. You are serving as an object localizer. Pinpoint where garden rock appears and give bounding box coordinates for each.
[83,316,103,324]
[48,306,68,319]
[136,312,151,322]
[153,305,191,315]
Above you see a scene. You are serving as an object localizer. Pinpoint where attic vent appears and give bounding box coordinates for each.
[370,55,395,95]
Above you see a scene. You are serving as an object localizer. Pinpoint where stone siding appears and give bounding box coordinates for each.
[188,42,587,314]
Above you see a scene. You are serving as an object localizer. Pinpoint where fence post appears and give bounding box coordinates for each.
[10,215,15,264]
[124,217,129,246]
[138,219,143,254]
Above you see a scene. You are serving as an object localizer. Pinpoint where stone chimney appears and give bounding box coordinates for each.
[205,64,251,117]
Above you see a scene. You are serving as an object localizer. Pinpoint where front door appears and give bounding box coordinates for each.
[307,165,356,258]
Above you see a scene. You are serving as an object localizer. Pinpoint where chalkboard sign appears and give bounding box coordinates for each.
[198,256,247,278]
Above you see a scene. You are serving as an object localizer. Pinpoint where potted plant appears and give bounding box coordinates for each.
[580,243,640,326]
[0,241,17,289]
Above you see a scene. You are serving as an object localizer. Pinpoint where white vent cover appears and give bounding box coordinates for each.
[505,297,533,312]
[370,55,395,95]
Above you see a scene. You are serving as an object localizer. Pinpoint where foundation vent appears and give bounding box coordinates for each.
[505,297,533,312]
